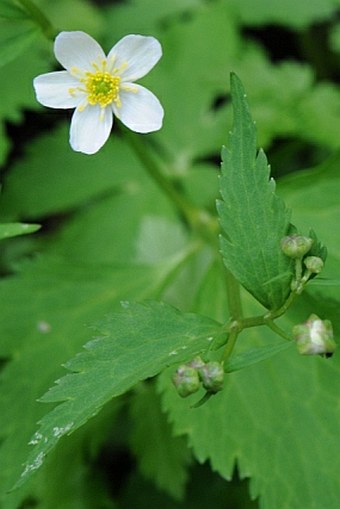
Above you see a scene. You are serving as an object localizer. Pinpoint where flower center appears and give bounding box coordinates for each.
[85,71,121,107]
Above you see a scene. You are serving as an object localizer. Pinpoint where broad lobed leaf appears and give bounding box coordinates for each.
[0,255,186,505]
[15,301,223,488]
[159,290,340,509]
[2,1,340,508]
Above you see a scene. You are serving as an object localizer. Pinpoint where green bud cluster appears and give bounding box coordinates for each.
[280,234,313,259]
[172,356,224,398]
[198,362,225,393]
[172,365,200,398]
[292,314,336,357]
[280,233,325,294]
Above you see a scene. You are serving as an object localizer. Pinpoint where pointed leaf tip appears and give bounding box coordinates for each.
[218,75,293,310]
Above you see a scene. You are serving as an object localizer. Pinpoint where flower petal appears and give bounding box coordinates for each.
[113,84,164,133]
[33,71,83,109]
[70,105,113,154]
[54,31,106,74]
[107,35,162,81]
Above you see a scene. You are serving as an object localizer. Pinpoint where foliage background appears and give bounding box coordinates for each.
[1,0,340,508]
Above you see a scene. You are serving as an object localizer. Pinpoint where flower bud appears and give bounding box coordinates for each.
[293,314,336,357]
[172,365,200,398]
[303,256,324,274]
[198,361,224,393]
[280,235,313,258]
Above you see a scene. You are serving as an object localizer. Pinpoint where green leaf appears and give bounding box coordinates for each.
[0,1,27,19]
[0,222,40,240]
[129,383,191,500]
[31,400,121,509]
[0,255,184,504]
[217,73,293,310]
[0,126,144,220]
[278,153,340,301]
[226,50,340,152]
[146,1,239,167]
[102,0,203,40]
[15,301,223,488]
[225,340,293,373]
[45,0,104,35]
[119,463,256,509]
[0,20,40,68]
[0,35,49,166]
[159,292,340,509]
[228,0,335,28]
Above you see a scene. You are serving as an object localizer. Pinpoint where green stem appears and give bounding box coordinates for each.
[16,0,57,39]
[123,129,297,353]
[220,288,297,360]
[268,290,297,320]
[225,268,243,321]
[219,268,243,361]
[123,129,219,238]
[264,320,292,342]
[221,328,239,362]
[234,290,297,332]
[295,258,303,285]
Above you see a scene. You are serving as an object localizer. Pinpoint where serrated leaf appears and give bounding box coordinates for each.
[0,222,40,240]
[307,229,327,262]
[15,301,223,488]
[217,73,294,310]
[31,400,121,509]
[159,292,340,509]
[0,255,185,505]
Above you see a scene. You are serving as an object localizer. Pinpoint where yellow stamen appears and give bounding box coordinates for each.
[83,71,121,108]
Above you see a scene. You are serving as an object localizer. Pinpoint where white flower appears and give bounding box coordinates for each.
[33,31,164,154]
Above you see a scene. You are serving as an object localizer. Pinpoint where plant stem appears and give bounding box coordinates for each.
[220,287,297,361]
[123,130,218,238]
[225,268,243,320]
[233,290,297,333]
[123,129,296,352]
[219,268,243,361]
[264,320,292,342]
[268,290,297,320]
[221,328,239,362]
[16,0,57,39]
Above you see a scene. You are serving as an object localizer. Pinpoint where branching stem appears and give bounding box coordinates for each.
[122,130,297,362]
